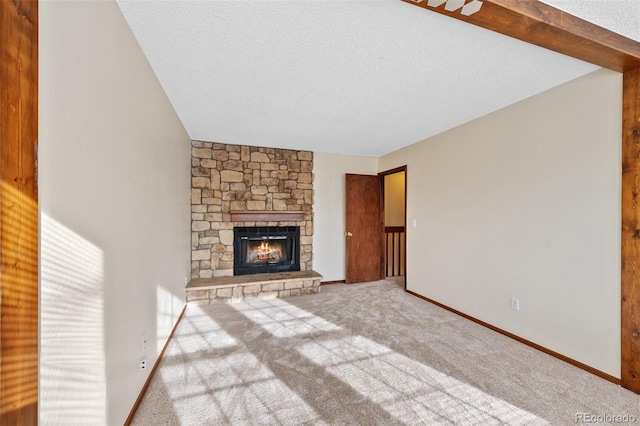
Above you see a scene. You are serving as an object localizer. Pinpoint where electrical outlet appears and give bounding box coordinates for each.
[141,333,147,356]
[511,297,520,311]
[140,359,147,371]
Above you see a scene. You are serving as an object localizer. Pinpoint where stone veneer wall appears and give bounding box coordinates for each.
[191,142,314,278]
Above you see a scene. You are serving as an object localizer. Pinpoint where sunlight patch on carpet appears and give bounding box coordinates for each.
[230,297,342,338]
[158,307,323,424]
[297,335,546,424]
[171,305,239,351]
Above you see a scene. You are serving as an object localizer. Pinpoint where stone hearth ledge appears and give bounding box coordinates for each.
[186,270,323,305]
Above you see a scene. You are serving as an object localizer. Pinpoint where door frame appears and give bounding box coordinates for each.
[379,166,407,289]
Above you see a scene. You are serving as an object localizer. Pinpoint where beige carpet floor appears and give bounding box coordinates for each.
[131,278,640,425]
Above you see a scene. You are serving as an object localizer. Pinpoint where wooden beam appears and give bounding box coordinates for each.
[622,66,640,393]
[229,210,305,222]
[402,0,640,73]
[0,0,39,423]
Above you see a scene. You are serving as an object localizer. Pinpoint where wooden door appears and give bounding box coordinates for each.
[345,174,384,283]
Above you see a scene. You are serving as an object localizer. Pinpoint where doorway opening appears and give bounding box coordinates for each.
[381,167,406,286]
[344,167,406,285]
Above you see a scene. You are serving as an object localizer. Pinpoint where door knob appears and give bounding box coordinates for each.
[345,231,353,237]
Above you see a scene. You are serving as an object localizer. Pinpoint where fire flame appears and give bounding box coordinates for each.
[248,241,282,262]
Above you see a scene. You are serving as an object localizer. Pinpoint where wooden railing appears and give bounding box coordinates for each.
[385,226,405,277]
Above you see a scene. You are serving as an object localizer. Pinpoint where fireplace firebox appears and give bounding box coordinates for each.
[233,226,301,276]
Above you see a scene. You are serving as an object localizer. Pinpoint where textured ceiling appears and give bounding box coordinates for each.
[116,1,639,157]
[541,0,640,43]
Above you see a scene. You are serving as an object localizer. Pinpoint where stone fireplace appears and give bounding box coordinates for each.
[190,142,314,279]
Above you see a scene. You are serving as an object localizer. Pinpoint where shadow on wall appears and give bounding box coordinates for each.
[40,212,106,424]
[155,286,184,354]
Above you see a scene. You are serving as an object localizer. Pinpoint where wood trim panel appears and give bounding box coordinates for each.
[321,280,346,285]
[407,290,621,385]
[401,0,640,73]
[0,0,39,423]
[621,66,640,392]
[124,305,188,425]
[229,210,305,222]
[384,226,405,233]
[378,166,407,177]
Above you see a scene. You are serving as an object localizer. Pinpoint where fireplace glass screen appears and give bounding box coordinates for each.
[246,238,289,264]
[234,226,300,275]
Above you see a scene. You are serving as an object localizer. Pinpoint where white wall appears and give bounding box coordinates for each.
[313,153,378,281]
[380,68,622,377]
[39,1,191,424]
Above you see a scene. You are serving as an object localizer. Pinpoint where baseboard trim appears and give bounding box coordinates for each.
[405,290,621,385]
[321,280,346,285]
[124,304,188,425]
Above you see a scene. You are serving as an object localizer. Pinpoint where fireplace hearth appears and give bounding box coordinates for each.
[233,226,301,276]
